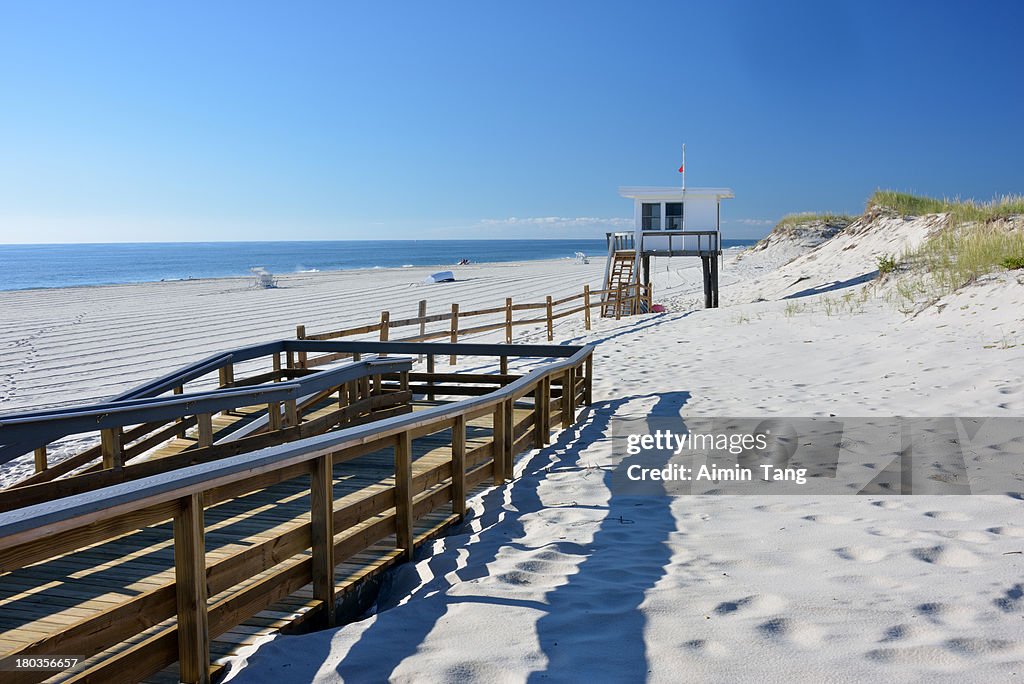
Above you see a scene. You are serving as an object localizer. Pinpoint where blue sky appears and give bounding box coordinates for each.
[1,1,1022,243]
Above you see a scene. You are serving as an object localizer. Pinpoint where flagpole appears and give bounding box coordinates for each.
[681,143,686,192]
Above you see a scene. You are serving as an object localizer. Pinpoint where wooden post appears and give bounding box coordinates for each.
[286,351,295,372]
[284,399,299,428]
[310,455,336,627]
[540,376,551,445]
[711,255,720,308]
[702,256,712,309]
[583,285,591,330]
[379,311,390,358]
[400,370,410,392]
[100,427,123,469]
[34,446,47,473]
[267,402,281,431]
[174,493,210,684]
[174,385,186,437]
[394,432,414,562]
[615,285,624,320]
[504,399,514,479]
[452,415,466,516]
[196,413,214,447]
[449,303,459,365]
[217,363,234,388]
[546,295,554,341]
[426,354,436,402]
[505,297,513,343]
[493,402,506,485]
[561,369,573,429]
[500,355,508,375]
[272,353,282,381]
[584,354,593,406]
[417,299,427,362]
[295,325,307,370]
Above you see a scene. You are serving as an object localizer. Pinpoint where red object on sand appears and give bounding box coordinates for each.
[651,304,666,313]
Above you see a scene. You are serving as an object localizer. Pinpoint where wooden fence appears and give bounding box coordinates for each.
[0,340,594,683]
[294,283,651,372]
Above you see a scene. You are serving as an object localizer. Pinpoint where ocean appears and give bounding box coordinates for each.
[0,239,758,291]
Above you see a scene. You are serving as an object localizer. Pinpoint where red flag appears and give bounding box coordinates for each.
[678,164,685,173]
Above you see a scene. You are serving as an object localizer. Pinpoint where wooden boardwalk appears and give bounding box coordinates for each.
[0,340,593,683]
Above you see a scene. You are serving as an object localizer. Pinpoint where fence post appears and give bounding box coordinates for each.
[267,402,281,431]
[504,398,514,479]
[100,427,123,469]
[493,402,506,485]
[272,353,281,381]
[583,285,591,330]
[310,454,336,627]
[197,413,214,447]
[218,363,234,388]
[615,285,624,321]
[284,399,299,428]
[452,415,466,516]
[417,299,427,362]
[584,354,593,406]
[379,311,390,358]
[449,303,459,365]
[540,376,551,444]
[561,368,573,429]
[34,446,47,473]
[395,431,415,562]
[546,296,554,341]
[296,325,307,370]
[174,385,186,437]
[174,492,210,684]
[500,355,509,375]
[505,297,513,343]
[426,354,436,402]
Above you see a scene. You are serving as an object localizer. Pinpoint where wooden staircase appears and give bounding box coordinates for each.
[602,249,639,318]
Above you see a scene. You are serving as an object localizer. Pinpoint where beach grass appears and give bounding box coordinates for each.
[776,212,856,227]
[868,190,1024,222]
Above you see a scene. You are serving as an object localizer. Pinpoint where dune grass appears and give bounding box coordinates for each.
[868,190,1024,222]
[776,212,856,228]
[870,190,1024,311]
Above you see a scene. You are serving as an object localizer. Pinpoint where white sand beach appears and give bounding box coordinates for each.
[3,213,1024,681]
[205,214,1022,682]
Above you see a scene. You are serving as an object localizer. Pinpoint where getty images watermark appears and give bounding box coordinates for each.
[609,417,1024,495]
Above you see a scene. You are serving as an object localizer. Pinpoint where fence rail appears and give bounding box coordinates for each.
[295,284,650,370]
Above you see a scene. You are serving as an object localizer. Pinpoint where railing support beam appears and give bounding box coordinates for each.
[174,493,210,684]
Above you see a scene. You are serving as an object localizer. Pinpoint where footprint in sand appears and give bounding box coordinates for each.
[910,544,980,567]
[834,546,888,563]
[987,525,1024,538]
[713,594,787,616]
[756,617,822,647]
[994,583,1023,613]
[803,514,856,525]
[924,510,972,522]
[935,529,991,544]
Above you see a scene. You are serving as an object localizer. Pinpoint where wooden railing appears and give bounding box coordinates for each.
[0,344,414,487]
[0,341,593,684]
[294,284,649,370]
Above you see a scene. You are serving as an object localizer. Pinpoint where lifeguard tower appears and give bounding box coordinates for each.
[603,160,733,315]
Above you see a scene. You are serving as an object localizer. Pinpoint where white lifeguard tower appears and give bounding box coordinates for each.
[603,156,733,315]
